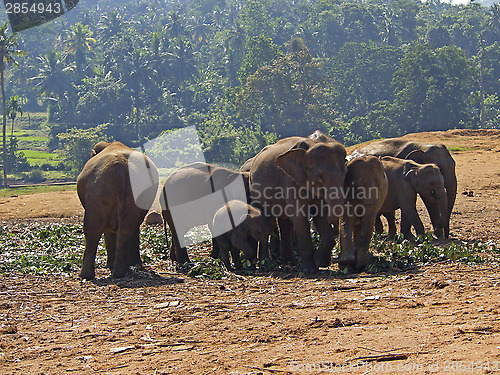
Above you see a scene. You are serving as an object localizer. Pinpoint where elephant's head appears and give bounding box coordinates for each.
[247,208,271,243]
[275,139,347,223]
[91,141,111,157]
[404,162,447,238]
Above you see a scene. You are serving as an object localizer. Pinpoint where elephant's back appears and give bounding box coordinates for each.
[359,138,416,158]
[163,163,244,207]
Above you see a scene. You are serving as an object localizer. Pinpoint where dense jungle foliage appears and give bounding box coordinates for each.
[2,0,500,170]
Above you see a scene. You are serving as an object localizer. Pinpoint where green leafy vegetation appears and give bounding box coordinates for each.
[364,234,495,273]
[186,257,228,280]
[0,223,496,277]
[0,223,84,275]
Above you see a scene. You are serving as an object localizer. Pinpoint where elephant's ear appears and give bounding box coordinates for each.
[403,163,419,189]
[276,149,307,184]
[405,149,425,164]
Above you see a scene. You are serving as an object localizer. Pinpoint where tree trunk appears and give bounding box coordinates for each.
[1,70,7,188]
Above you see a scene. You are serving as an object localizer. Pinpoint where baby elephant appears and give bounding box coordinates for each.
[377,156,447,241]
[212,200,271,270]
[338,155,388,270]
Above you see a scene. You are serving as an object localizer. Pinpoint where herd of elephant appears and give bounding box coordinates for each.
[76,131,456,280]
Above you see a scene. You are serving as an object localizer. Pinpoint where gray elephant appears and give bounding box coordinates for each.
[249,136,347,273]
[358,139,456,238]
[77,141,159,280]
[377,156,447,241]
[160,162,250,265]
[212,200,272,270]
[338,155,388,270]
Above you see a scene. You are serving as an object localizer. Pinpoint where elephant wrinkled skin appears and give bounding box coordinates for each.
[358,139,456,238]
[377,156,447,241]
[338,155,388,270]
[249,136,347,273]
[77,141,159,280]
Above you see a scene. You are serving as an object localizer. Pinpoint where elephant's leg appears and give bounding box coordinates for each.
[400,212,418,242]
[354,214,377,270]
[112,215,142,278]
[277,218,295,265]
[104,231,116,270]
[374,214,384,234]
[210,239,220,259]
[128,228,142,267]
[113,233,131,278]
[163,217,170,250]
[80,212,104,280]
[312,215,335,268]
[215,235,233,270]
[258,235,269,260]
[385,212,397,239]
[164,209,190,264]
[230,245,242,270]
[269,230,280,259]
[338,214,356,268]
[291,216,318,273]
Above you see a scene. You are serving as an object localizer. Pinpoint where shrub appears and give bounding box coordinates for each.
[27,169,46,183]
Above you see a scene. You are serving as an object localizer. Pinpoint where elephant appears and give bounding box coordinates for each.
[212,200,273,270]
[338,155,388,270]
[358,139,456,238]
[77,141,159,280]
[249,136,347,273]
[376,156,447,241]
[160,162,250,265]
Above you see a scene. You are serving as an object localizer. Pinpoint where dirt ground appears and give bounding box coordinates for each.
[1,129,500,374]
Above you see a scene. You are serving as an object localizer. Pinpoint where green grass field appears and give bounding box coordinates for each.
[2,112,73,182]
[0,184,76,198]
[20,149,63,165]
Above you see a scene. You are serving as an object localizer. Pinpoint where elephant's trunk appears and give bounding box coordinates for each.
[325,195,345,224]
[433,190,448,239]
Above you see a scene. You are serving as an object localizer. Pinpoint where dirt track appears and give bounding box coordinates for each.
[1,129,500,374]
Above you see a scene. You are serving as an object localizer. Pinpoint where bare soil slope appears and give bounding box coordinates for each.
[1,130,499,374]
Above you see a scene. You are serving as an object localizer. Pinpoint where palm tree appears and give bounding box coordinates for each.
[7,95,24,138]
[486,4,500,43]
[189,16,213,47]
[29,51,75,120]
[225,21,246,84]
[64,22,96,82]
[123,48,155,109]
[97,10,123,44]
[168,37,198,91]
[0,22,25,188]
[147,31,170,87]
[165,11,185,40]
